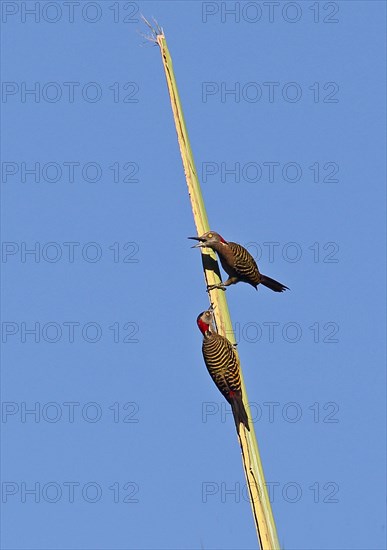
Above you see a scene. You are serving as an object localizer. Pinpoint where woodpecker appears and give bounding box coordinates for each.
[189,231,288,293]
[197,309,249,434]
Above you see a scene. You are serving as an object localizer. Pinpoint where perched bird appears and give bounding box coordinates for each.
[189,231,288,293]
[197,308,249,434]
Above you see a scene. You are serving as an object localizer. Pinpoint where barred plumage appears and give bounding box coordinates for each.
[197,309,249,434]
[189,231,288,292]
[202,332,242,399]
[224,241,261,287]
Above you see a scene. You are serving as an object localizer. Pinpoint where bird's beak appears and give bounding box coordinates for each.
[188,236,207,248]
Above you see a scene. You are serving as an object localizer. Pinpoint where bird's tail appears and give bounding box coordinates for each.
[261,275,289,293]
[230,392,250,434]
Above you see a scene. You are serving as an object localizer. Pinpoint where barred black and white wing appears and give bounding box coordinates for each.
[202,332,249,433]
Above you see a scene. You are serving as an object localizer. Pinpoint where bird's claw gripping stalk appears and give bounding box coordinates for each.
[207,283,226,292]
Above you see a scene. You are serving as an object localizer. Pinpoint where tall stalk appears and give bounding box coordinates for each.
[144,19,280,550]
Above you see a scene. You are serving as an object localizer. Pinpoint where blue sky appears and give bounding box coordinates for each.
[1,1,386,549]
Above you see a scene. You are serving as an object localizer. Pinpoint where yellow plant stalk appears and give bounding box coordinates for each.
[144,18,280,550]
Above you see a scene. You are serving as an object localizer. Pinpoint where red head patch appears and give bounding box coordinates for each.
[197,312,210,335]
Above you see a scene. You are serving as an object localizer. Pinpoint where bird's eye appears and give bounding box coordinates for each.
[208,233,213,238]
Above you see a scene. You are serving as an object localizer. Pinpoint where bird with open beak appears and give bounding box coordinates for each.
[189,230,288,293]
